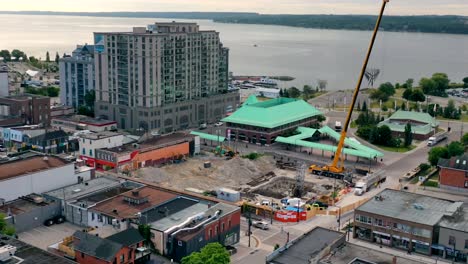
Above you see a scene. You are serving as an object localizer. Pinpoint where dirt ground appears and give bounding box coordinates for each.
[135,152,279,191]
[135,152,343,205]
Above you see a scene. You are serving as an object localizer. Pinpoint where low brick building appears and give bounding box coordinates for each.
[438,153,468,191]
[0,94,51,126]
[73,228,149,264]
[222,95,322,145]
[378,110,438,140]
[95,132,195,172]
[354,189,463,256]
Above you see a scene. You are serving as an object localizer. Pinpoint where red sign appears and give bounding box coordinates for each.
[274,211,307,223]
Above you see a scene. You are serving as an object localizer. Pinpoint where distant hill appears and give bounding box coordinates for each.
[1,11,467,35]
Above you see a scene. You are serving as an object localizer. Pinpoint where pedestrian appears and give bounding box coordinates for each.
[281,226,284,233]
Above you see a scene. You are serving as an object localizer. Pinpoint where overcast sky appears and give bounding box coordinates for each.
[2,0,467,16]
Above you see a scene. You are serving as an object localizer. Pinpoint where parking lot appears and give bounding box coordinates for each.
[18,222,82,250]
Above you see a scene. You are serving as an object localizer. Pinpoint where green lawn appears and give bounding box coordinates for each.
[377,144,416,153]
[437,114,468,122]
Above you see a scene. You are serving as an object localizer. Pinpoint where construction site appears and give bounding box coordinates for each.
[135,149,349,208]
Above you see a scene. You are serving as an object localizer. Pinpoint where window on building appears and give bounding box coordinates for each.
[465,181,468,188]
[449,236,456,246]
[82,148,85,155]
[465,240,468,249]
[81,252,84,258]
[228,220,231,228]
[215,226,218,235]
[128,250,132,261]
[209,229,212,238]
[221,223,225,232]
[98,214,103,222]
[89,149,93,156]
[91,213,95,221]
[178,241,183,246]
[120,254,124,263]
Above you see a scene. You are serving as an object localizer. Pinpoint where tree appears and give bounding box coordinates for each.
[362,101,368,112]
[377,125,393,146]
[11,49,27,61]
[404,123,413,147]
[428,146,449,166]
[283,89,290,98]
[431,73,450,94]
[279,89,283,97]
[287,87,301,98]
[318,79,327,91]
[370,89,389,102]
[463,77,468,88]
[409,89,426,102]
[420,77,437,95]
[405,78,414,89]
[55,52,60,64]
[462,133,468,146]
[378,82,396,97]
[46,51,50,62]
[0,50,11,61]
[448,141,464,157]
[400,102,406,111]
[402,88,413,100]
[181,243,230,264]
[0,213,15,236]
[357,101,361,111]
[443,99,457,119]
[303,85,314,98]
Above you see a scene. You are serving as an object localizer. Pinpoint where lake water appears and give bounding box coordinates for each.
[1,14,468,90]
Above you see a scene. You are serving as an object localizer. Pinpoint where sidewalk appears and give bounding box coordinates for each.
[348,237,450,264]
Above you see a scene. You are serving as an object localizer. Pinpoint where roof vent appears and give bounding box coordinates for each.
[73,189,82,193]
[413,203,424,210]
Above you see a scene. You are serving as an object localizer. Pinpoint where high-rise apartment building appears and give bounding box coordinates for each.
[59,45,95,108]
[94,22,239,131]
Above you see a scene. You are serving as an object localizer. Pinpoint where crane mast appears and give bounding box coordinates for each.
[310,0,390,177]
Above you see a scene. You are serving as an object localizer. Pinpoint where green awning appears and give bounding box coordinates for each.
[275,126,384,159]
[190,131,226,142]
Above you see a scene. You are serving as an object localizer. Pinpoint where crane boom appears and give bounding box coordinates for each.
[310,0,389,177]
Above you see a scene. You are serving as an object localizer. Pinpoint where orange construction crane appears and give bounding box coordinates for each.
[309,0,390,179]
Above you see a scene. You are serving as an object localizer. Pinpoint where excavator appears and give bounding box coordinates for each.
[309,0,390,179]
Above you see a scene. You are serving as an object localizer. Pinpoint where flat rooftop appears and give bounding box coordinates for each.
[91,186,177,219]
[0,156,69,182]
[44,176,123,201]
[103,132,193,154]
[0,195,54,215]
[268,227,344,264]
[439,207,468,233]
[176,203,240,242]
[78,131,122,140]
[53,115,116,126]
[150,203,209,231]
[319,243,425,264]
[0,235,74,264]
[356,189,463,226]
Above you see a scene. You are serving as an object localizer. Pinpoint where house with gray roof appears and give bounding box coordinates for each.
[73,228,149,264]
[378,110,438,140]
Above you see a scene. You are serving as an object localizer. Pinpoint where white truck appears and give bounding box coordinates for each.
[335,121,342,132]
[427,131,448,146]
[354,170,387,196]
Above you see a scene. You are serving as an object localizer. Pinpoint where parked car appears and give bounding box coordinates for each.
[309,201,329,209]
[44,218,55,226]
[252,221,269,230]
[214,122,224,127]
[54,215,65,224]
[199,123,207,130]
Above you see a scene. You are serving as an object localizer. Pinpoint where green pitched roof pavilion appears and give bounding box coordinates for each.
[222,95,323,129]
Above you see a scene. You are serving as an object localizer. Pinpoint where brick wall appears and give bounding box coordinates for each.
[440,168,468,189]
